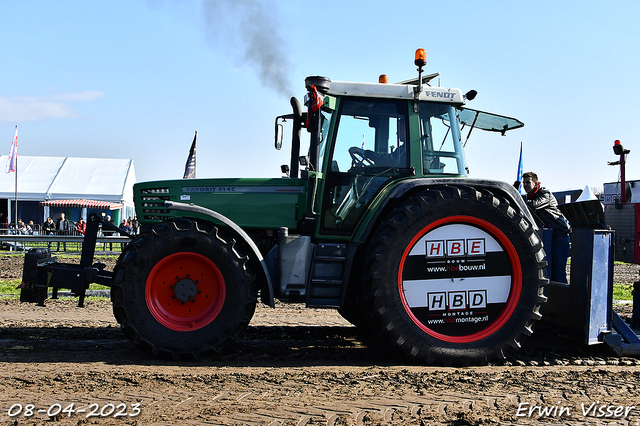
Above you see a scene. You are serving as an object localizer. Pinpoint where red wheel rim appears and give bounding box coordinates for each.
[398,216,522,343]
[145,252,225,331]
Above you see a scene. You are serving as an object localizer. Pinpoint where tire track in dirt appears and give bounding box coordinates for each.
[2,367,639,425]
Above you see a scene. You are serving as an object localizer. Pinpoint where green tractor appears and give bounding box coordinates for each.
[22,50,549,365]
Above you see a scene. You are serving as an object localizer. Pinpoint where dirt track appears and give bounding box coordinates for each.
[1,257,640,425]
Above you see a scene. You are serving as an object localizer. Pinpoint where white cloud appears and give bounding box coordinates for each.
[48,91,105,102]
[0,91,105,122]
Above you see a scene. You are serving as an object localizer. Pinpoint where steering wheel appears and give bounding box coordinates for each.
[348,146,375,168]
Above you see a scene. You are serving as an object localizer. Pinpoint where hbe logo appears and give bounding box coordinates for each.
[425,238,485,259]
[427,290,487,311]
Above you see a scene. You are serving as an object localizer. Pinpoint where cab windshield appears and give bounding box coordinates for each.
[419,103,467,176]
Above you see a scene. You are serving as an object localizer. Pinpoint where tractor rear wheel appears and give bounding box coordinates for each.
[111,218,257,359]
[363,185,547,365]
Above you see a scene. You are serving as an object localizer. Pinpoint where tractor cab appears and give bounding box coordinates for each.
[277,52,523,239]
[312,82,471,234]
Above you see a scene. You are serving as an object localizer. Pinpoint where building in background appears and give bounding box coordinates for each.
[0,156,136,229]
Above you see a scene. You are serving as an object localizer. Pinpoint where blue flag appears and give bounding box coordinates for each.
[516,142,523,194]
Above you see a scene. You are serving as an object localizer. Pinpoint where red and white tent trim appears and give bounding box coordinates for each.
[40,199,124,210]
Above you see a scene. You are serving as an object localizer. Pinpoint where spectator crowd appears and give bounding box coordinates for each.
[2,214,139,237]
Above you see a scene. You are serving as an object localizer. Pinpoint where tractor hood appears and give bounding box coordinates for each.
[134,177,308,230]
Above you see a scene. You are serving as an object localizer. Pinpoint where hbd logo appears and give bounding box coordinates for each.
[425,239,485,259]
[427,290,487,311]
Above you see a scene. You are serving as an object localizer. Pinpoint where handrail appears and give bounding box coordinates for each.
[0,234,130,243]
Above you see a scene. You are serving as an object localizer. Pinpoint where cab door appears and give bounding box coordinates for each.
[319,97,411,235]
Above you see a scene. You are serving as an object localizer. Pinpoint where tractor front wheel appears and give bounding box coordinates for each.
[111,218,257,359]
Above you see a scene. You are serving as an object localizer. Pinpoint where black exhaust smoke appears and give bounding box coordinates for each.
[202,0,293,97]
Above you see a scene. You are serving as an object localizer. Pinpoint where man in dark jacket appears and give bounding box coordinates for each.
[42,217,55,235]
[56,213,70,235]
[522,172,571,283]
[55,213,70,251]
[42,217,55,249]
[102,214,116,251]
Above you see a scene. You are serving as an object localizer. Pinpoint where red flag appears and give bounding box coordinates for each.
[308,85,323,112]
[5,125,17,174]
[305,85,323,130]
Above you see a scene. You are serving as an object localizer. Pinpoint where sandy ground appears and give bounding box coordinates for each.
[1,256,640,425]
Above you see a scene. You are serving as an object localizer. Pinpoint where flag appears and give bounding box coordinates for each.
[516,142,523,194]
[5,125,17,174]
[305,85,323,131]
[183,131,197,179]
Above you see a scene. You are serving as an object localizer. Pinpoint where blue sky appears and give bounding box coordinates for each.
[1,0,639,192]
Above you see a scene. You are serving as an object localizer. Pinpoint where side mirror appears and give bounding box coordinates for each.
[464,90,477,101]
[275,122,283,150]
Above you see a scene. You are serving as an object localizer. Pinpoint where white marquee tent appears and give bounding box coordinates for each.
[0,155,136,224]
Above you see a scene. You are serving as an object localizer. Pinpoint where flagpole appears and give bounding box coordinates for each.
[14,150,17,228]
[11,125,17,228]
